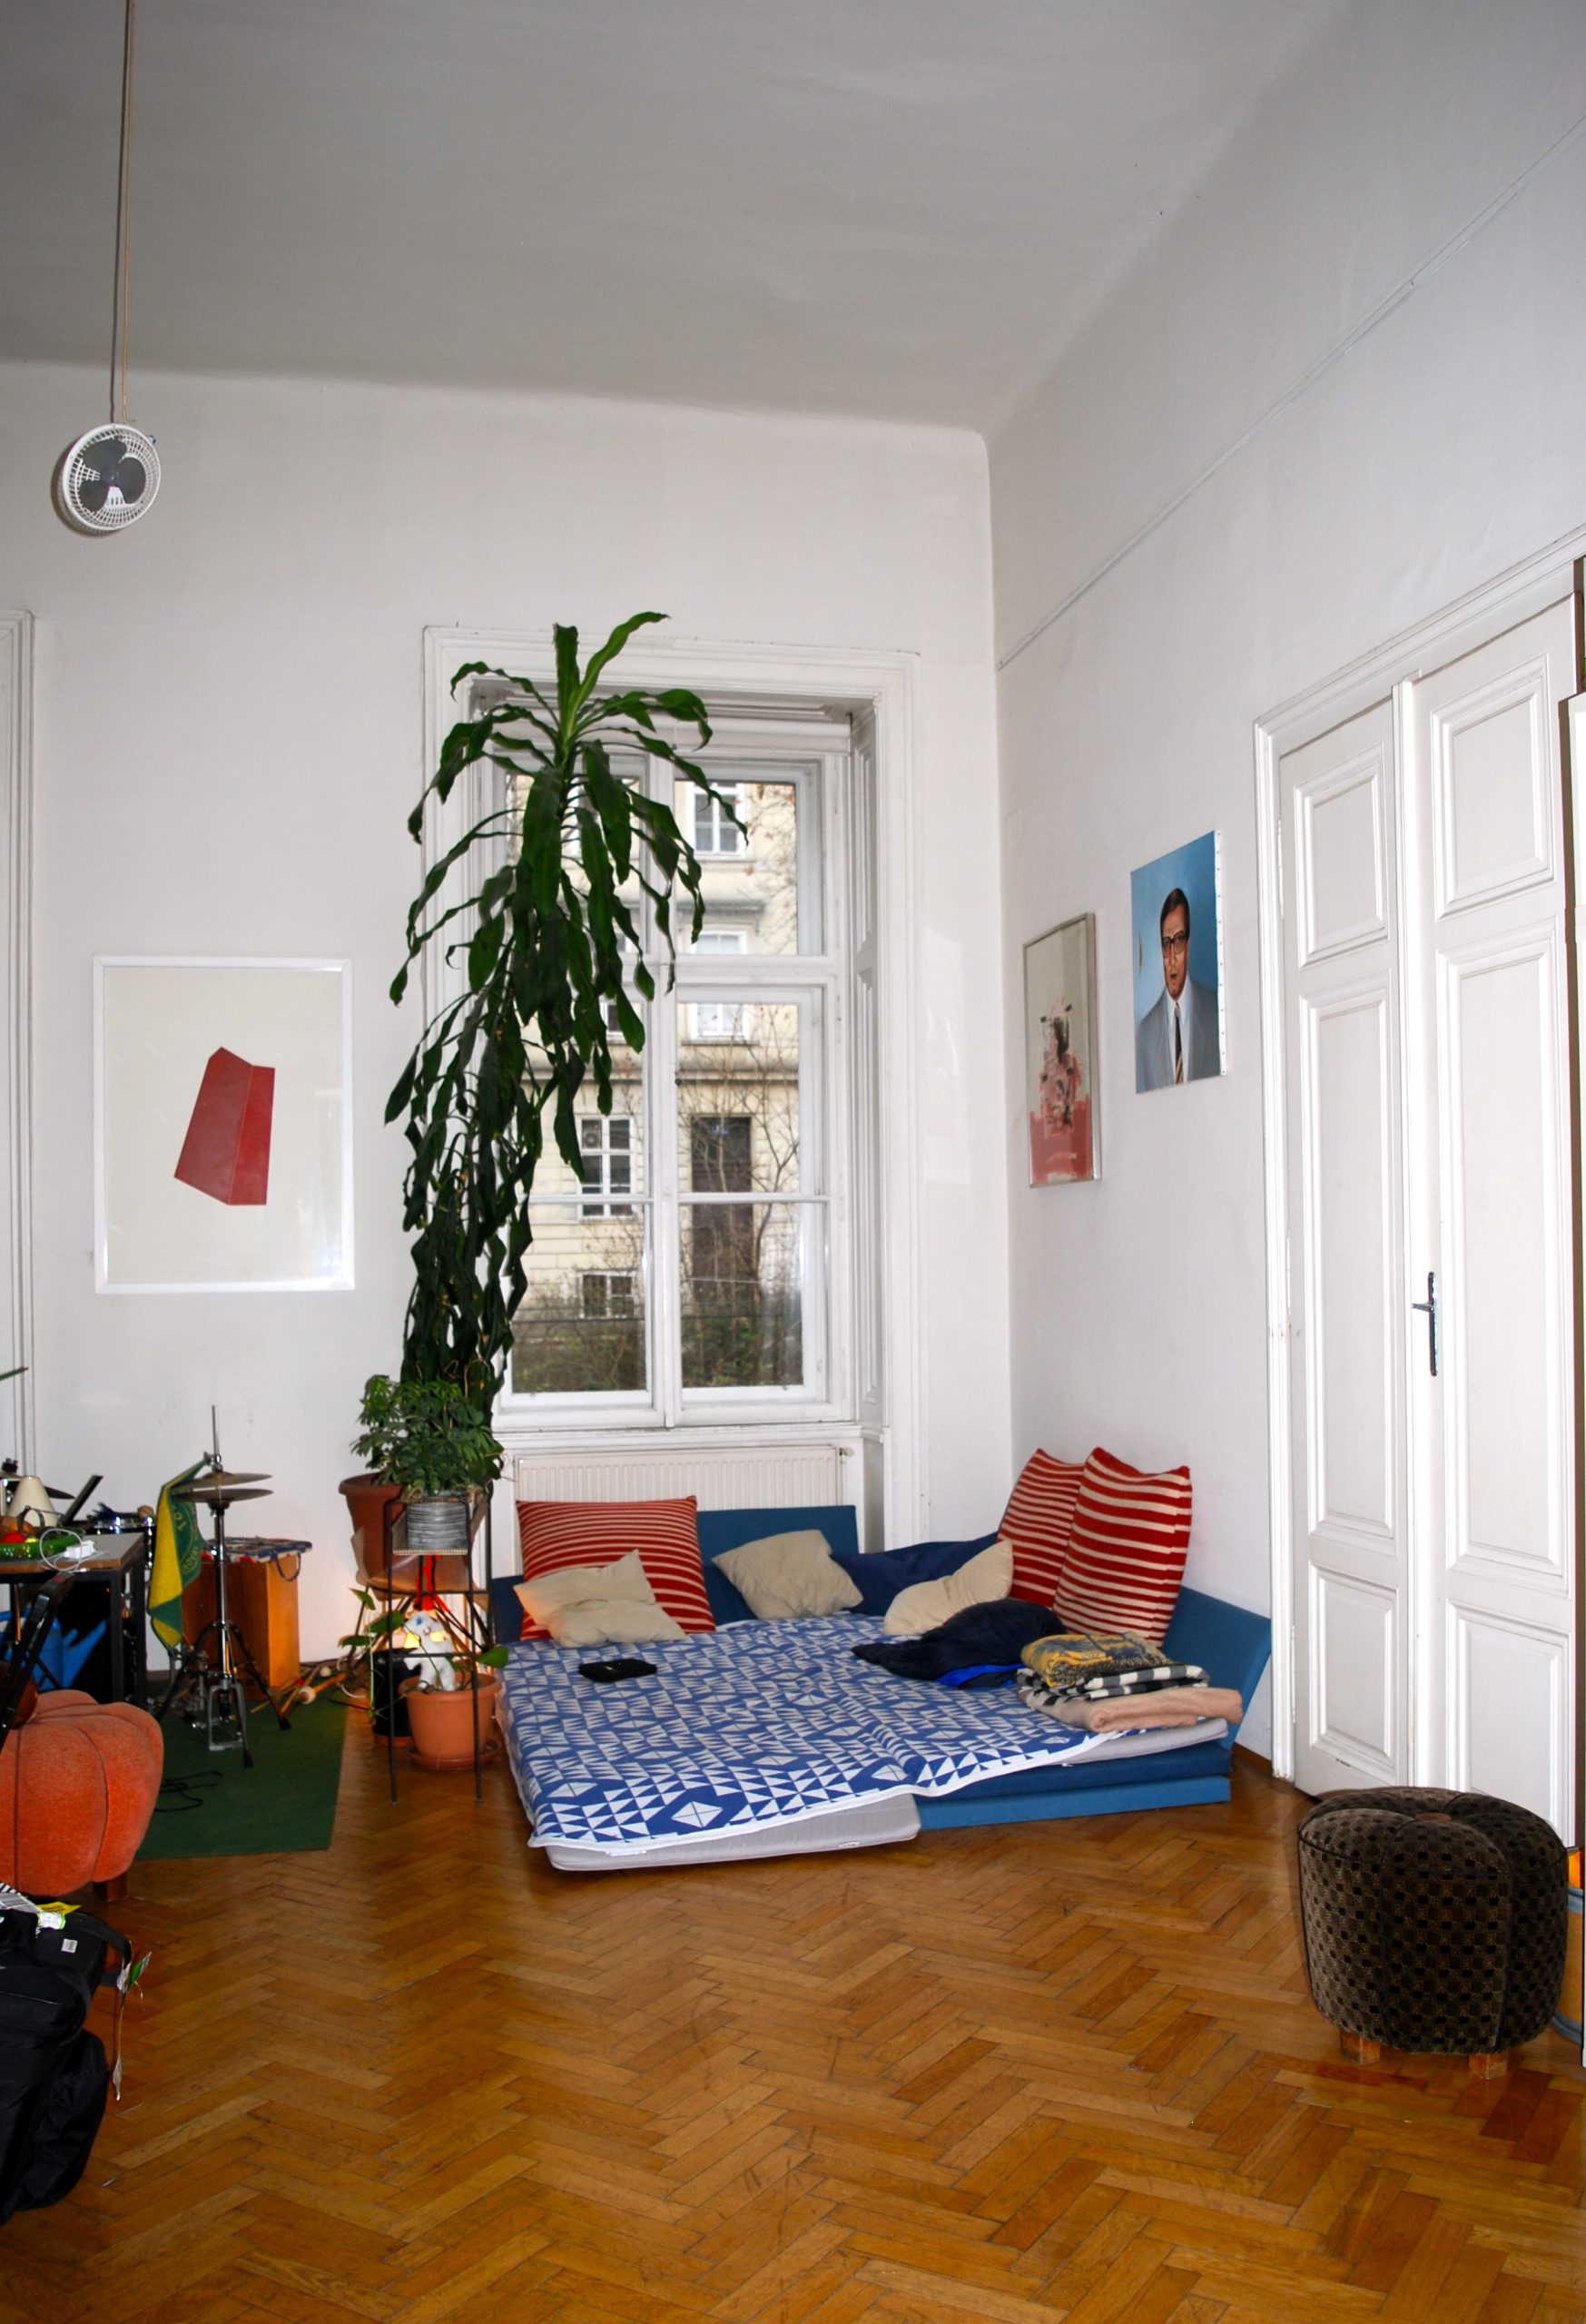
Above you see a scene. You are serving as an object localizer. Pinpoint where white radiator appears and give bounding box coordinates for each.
[511,1441,852,1510]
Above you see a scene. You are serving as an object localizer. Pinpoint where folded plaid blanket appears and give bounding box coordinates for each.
[1020,1630,1192,1690]
[1018,1630,1154,1683]
[1018,1630,1208,1709]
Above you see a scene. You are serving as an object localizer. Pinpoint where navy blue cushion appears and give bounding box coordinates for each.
[853,1597,1057,1679]
[832,1531,1000,1617]
[489,1571,525,1642]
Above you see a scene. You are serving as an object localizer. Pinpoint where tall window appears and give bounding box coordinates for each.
[503,720,858,1423]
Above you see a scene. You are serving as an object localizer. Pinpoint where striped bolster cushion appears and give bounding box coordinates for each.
[1054,1448,1192,1645]
[999,1449,1085,1606]
[516,1497,715,1640]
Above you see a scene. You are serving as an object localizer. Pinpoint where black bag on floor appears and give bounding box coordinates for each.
[0,1901,130,2226]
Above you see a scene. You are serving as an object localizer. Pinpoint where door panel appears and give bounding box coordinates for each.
[1308,993,1394,1536]
[1433,665,1556,911]
[1442,938,1565,1576]
[1312,1570,1397,1776]
[1449,1606,1568,1829]
[1409,596,1576,1838]
[1300,754,1388,961]
[1283,699,1410,1797]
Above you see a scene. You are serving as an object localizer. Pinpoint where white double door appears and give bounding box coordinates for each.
[1281,595,1579,1837]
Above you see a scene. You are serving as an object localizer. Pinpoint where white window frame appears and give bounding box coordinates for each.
[420,629,927,1538]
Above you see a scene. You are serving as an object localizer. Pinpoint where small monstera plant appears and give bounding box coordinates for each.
[388,611,734,1404]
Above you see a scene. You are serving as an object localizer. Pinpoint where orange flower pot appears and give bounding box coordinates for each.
[404,1678,499,1772]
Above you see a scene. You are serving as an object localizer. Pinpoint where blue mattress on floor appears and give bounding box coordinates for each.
[490,1506,1272,1843]
[497,1613,1190,1854]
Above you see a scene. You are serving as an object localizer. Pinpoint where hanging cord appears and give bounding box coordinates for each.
[111,0,136,425]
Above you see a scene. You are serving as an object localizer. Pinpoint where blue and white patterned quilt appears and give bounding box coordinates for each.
[497,1615,1117,1854]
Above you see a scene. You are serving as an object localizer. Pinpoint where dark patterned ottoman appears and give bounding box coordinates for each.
[1296,1787,1567,2077]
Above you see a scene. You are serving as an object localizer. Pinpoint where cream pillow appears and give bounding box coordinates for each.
[514,1551,686,1646]
[714,1530,863,1621]
[537,1598,686,1648]
[881,1537,1016,1638]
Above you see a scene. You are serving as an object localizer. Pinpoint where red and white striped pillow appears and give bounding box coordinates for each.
[516,1497,715,1640]
[999,1450,1085,1607]
[1053,1448,1192,1644]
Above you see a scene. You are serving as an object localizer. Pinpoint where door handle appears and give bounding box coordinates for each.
[1411,1270,1439,1377]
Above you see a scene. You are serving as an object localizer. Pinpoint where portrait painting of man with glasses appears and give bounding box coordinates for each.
[1131,832,1224,1093]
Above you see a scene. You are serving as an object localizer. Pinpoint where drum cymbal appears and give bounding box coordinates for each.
[175,1473,272,1504]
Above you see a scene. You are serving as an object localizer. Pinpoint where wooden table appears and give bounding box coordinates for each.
[0,1535,151,1707]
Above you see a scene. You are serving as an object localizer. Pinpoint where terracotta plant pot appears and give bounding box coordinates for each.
[338,1473,470,1593]
[404,1678,499,1772]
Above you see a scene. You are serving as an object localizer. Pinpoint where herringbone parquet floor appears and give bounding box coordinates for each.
[5,1734,1581,2324]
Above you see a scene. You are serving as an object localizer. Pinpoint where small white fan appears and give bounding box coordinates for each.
[54,425,161,534]
[54,0,162,537]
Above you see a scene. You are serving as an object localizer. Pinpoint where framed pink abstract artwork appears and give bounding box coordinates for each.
[1024,913,1098,1187]
[94,958,352,1291]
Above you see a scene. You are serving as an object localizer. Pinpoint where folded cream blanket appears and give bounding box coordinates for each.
[1021,1682,1243,1732]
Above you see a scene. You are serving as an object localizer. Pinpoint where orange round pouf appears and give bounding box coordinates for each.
[0,1689,163,1896]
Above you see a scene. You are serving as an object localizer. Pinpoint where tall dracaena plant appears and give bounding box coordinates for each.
[389,612,734,1403]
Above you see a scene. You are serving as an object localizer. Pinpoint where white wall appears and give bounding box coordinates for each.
[0,364,1007,1654]
[990,0,1586,1756]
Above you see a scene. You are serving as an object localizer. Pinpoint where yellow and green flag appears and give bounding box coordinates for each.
[149,1460,208,1651]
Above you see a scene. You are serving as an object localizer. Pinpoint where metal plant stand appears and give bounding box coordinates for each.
[379,1490,493,1804]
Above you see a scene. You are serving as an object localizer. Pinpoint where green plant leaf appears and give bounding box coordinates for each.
[387,612,716,1398]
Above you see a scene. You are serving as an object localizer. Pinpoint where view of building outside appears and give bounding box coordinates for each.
[509,773,808,1397]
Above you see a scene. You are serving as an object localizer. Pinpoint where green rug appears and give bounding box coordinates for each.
[138,1696,348,1859]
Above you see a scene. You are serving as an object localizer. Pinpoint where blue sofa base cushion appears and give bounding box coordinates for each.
[488,1503,1271,1833]
[919,1731,1233,1803]
[920,1772,1232,1827]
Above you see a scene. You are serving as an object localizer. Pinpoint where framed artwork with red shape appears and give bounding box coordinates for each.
[94,957,352,1291]
[1024,913,1098,1187]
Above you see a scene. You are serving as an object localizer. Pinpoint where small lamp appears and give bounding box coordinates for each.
[3,1477,56,1531]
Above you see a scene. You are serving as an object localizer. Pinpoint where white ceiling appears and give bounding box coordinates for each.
[2,0,1346,429]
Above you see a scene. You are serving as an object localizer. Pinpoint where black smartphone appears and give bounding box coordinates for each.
[578,1658,658,1684]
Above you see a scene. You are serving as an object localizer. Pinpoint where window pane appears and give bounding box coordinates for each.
[577,1109,638,1215]
[506,744,645,919]
[511,1203,648,1394]
[694,782,743,856]
[682,776,806,954]
[686,927,750,1040]
[676,1000,801,1193]
[680,1202,805,1389]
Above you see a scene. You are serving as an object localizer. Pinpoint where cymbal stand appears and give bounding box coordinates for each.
[182,1492,299,1762]
[164,1414,291,1760]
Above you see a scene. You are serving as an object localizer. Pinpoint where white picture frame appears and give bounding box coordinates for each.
[1023,912,1099,1185]
[1129,831,1226,1093]
[94,957,354,1293]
